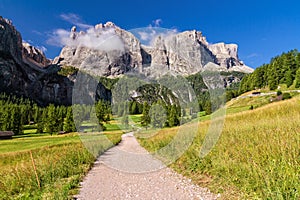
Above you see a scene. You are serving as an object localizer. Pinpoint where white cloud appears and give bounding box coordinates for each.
[32,30,43,36]
[152,19,162,27]
[246,53,259,59]
[36,46,47,53]
[47,27,125,52]
[137,27,177,46]
[60,13,93,29]
[132,18,178,46]
[47,13,124,51]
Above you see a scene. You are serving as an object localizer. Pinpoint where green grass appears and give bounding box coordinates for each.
[137,96,300,199]
[0,131,122,199]
[226,95,271,114]
[0,133,80,154]
[130,114,142,124]
[104,122,122,131]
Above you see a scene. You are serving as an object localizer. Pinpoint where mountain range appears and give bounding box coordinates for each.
[0,16,253,105]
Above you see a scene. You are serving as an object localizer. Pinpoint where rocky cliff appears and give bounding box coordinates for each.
[0,17,253,105]
[0,17,110,105]
[22,42,51,68]
[53,22,143,77]
[54,23,253,77]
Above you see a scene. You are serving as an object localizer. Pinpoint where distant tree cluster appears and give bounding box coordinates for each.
[0,93,116,135]
[239,49,300,93]
[141,100,181,129]
[0,94,78,135]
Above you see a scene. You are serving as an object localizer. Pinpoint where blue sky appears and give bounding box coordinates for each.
[1,0,300,69]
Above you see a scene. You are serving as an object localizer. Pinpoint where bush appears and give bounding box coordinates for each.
[282,93,292,100]
[276,90,282,96]
[57,66,78,76]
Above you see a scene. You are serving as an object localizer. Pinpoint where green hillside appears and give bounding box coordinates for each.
[137,95,300,199]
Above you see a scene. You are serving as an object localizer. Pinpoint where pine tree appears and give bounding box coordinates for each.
[141,102,150,129]
[130,101,138,114]
[45,104,57,135]
[56,106,65,132]
[95,100,111,130]
[10,106,22,135]
[149,102,167,128]
[295,68,300,88]
[168,105,179,127]
[1,107,9,130]
[32,104,39,123]
[37,108,47,133]
[284,70,293,87]
[64,107,76,133]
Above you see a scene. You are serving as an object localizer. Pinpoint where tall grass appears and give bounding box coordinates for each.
[137,97,300,199]
[0,132,122,199]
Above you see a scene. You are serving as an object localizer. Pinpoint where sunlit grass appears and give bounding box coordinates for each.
[0,131,122,199]
[0,133,80,154]
[137,96,300,199]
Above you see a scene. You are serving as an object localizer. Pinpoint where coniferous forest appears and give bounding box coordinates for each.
[239,49,300,92]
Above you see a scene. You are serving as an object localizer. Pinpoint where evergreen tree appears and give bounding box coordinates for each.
[284,70,293,87]
[141,102,150,129]
[168,105,180,127]
[295,68,300,88]
[149,102,167,128]
[10,106,22,135]
[64,107,76,133]
[129,101,138,114]
[32,104,39,123]
[45,104,57,135]
[239,49,300,93]
[37,108,48,133]
[95,100,111,130]
[56,106,65,132]
[1,107,10,130]
[137,103,143,114]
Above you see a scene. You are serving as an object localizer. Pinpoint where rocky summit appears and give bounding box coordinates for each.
[0,17,253,105]
[0,17,110,105]
[54,22,253,77]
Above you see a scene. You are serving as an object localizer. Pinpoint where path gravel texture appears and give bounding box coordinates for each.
[75,133,219,200]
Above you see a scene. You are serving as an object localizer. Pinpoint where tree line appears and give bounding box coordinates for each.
[1,70,239,134]
[239,49,300,93]
[0,94,77,135]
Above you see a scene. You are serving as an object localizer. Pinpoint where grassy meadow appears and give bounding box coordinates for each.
[0,131,122,199]
[1,92,299,199]
[137,95,300,199]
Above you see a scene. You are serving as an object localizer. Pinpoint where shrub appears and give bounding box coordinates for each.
[282,92,292,100]
[276,90,282,96]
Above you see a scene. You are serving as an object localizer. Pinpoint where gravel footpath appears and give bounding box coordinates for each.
[75,133,219,200]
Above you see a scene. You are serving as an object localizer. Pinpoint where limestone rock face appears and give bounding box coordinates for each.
[54,24,143,77]
[0,17,254,105]
[208,42,253,73]
[0,17,23,64]
[0,17,112,105]
[164,31,216,75]
[22,42,51,68]
[55,24,253,77]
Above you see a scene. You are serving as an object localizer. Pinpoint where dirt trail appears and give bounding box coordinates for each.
[75,133,219,200]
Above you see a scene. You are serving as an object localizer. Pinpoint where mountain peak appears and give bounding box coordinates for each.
[54,22,253,77]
